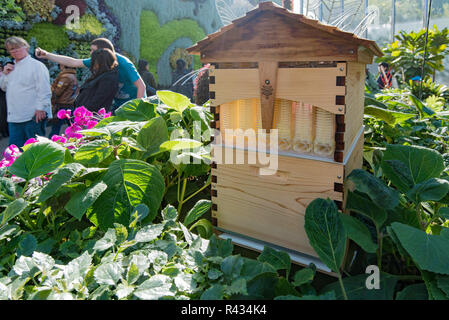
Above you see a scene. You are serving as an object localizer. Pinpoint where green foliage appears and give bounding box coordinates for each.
[27,22,69,52]
[17,0,55,21]
[0,0,26,22]
[70,14,106,36]
[377,26,449,83]
[139,10,206,83]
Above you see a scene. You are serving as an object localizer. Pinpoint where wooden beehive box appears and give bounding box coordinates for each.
[188,2,382,259]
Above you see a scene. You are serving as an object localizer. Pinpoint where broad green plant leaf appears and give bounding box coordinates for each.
[157,90,191,113]
[257,246,291,278]
[304,198,346,272]
[115,98,157,121]
[17,234,37,257]
[321,272,398,300]
[189,219,213,239]
[396,283,428,300]
[347,169,399,210]
[88,160,164,230]
[160,139,202,152]
[406,178,449,203]
[339,213,378,253]
[183,200,212,227]
[37,163,85,203]
[9,141,65,180]
[134,224,164,243]
[221,255,244,281]
[136,116,169,158]
[391,223,449,275]
[200,284,225,300]
[292,268,315,287]
[381,145,445,193]
[65,182,107,220]
[0,224,20,241]
[134,275,174,300]
[93,229,117,252]
[74,140,114,165]
[346,191,387,229]
[1,199,29,226]
[364,106,415,126]
[93,262,123,286]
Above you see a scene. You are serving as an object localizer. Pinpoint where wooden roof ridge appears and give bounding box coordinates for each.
[188,0,383,57]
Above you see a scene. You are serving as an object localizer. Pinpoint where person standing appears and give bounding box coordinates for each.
[170,59,194,101]
[48,64,79,138]
[0,37,52,148]
[74,48,119,112]
[0,62,10,138]
[35,38,146,112]
[138,59,157,96]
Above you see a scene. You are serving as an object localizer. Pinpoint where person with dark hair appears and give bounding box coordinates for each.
[35,37,146,111]
[170,59,193,100]
[377,62,393,89]
[74,48,119,112]
[48,64,79,137]
[138,59,157,96]
[0,62,11,138]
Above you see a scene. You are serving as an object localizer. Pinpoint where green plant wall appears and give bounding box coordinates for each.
[139,10,205,85]
[27,22,69,52]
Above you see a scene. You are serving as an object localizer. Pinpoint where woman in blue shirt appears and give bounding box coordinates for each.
[35,38,146,112]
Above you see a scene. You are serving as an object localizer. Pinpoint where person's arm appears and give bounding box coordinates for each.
[35,48,85,68]
[134,77,146,99]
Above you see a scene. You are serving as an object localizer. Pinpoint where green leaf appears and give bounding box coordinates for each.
[406,178,449,203]
[381,145,445,193]
[157,90,191,113]
[17,234,37,257]
[240,258,277,281]
[321,273,398,300]
[88,160,164,230]
[161,205,178,221]
[227,278,248,295]
[38,163,85,203]
[391,223,449,275]
[136,117,169,158]
[9,141,65,180]
[134,224,164,243]
[339,213,378,253]
[184,200,212,227]
[205,234,233,258]
[1,199,29,226]
[160,139,202,153]
[200,284,225,300]
[74,140,114,166]
[114,223,128,244]
[134,275,174,300]
[116,283,135,299]
[221,255,244,280]
[257,246,291,277]
[129,204,150,229]
[115,98,158,121]
[174,273,197,293]
[396,283,428,300]
[94,262,123,286]
[0,224,20,241]
[275,277,300,297]
[65,182,107,221]
[189,219,213,239]
[93,229,117,252]
[346,169,399,210]
[127,263,140,285]
[436,276,449,297]
[304,198,346,272]
[346,191,387,229]
[365,106,415,126]
[438,207,449,220]
[292,268,315,287]
[244,272,279,299]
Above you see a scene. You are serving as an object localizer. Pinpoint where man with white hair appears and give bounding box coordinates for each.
[0,37,52,148]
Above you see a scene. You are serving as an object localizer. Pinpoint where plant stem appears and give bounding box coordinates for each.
[0,190,15,201]
[416,203,425,230]
[377,231,383,271]
[337,272,348,300]
[183,180,211,204]
[177,178,187,214]
[20,180,30,198]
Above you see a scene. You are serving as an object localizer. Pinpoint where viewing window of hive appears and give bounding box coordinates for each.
[273,99,336,159]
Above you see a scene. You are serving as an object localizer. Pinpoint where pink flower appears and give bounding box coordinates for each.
[87,120,98,129]
[51,135,68,144]
[24,138,38,146]
[74,116,88,126]
[57,109,71,120]
[98,108,112,119]
[0,158,14,168]
[74,106,88,118]
[65,125,83,139]
[3,145,20,160]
